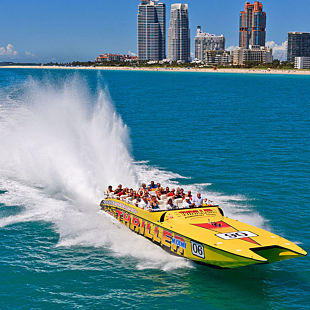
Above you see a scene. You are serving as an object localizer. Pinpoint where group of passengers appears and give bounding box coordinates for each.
[106,181,212,212]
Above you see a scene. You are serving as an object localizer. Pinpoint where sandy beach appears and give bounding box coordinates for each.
[1,65,310,75]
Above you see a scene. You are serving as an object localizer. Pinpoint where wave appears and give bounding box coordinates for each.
[0,74,265,270]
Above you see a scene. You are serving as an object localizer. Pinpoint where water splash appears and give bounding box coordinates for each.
[0,75,193,270]
[0,74,264,271]
[0,76,137,202]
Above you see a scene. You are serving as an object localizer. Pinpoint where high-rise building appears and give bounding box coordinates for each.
[239,1,266,49]
[168,3,190,62]
[137,0,166,61]
[195,26,225,61]
[295,57,310,69]
[287,32,310,63]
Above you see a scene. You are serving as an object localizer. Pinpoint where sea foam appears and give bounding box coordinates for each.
[0,75,264,270]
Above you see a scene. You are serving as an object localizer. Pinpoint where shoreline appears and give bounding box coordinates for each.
[1,65,310,75]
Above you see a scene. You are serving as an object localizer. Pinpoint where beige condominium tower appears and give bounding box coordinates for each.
[168,3,190,62]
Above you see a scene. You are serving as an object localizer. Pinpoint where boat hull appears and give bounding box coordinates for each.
[99,199,306,268]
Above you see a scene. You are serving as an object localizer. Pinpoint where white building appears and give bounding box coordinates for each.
[233,45,273,65]
[295,57,310,69]
[195,26,225,61]
[168,3,190,62]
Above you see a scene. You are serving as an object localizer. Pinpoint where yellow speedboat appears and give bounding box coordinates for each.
[100,198,307,268]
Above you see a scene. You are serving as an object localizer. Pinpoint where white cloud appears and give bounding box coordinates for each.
[0,43,18,57]
[226,45,239,51]
[25,51,36,57]
[266,40,287,60]
[127,50,137,56]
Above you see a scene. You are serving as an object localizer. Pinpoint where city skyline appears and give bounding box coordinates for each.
[0,0,309,63]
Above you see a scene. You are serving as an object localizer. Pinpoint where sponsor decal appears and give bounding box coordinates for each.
[178,208,217,218]
[191,241,205,259]
[171,235,186,255]
[216,231,258,240]
[193,221,260,245]
[171,237,187,249]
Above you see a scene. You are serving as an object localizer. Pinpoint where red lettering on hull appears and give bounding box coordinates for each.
[153,226,161,244]
[131,217,140,232]
[162,230,172,248]
[116,210,123,221]
[123,213,131,227]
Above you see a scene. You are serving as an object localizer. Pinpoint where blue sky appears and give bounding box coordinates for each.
[0,0,309,62]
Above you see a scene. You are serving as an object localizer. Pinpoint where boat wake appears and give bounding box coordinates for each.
[0,75,265,271]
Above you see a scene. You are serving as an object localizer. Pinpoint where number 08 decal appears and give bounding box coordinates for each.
[191,241,205,259]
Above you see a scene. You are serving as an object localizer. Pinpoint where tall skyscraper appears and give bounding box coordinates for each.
[195,26,225,61]
[239,1,266,49]
[168,3,190,62]
[287,32,310,63]
[137,0,166,61]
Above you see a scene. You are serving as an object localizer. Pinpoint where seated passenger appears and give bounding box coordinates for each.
[116,190,124,197]
[148,196,160,211]
[114,184,123,195]
[132,196,141,207]
[156,182,161,189]
[166,198,178,210]
[106,185,114,194]
[193,193,203,207]
[174,189,182,199]
[117,187,129,197]
[143,190,150,198]
[202,198,213,206]
[164,187,170,194]
[148,181,158,191]
[139,183,147,192]
[156,191,162,200]
[167,188,175,197]
[139,197,149,210]
[182,197,195,209]
[186,190,193,200]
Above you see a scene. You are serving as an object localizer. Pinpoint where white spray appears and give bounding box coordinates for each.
[0,75,192,270]
[0,74,265,270]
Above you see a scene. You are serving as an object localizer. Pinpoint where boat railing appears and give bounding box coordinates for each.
[104,193,216,211]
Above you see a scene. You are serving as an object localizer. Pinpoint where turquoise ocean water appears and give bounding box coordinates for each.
[0,68,309,309]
